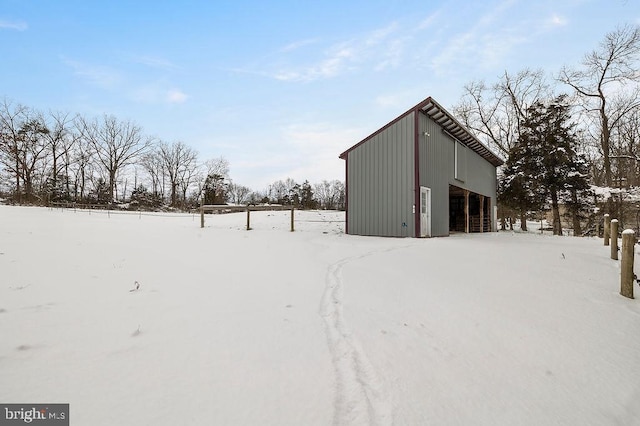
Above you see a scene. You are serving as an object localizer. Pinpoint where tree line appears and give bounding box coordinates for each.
[453,24,640,234]
[0,102,345,211]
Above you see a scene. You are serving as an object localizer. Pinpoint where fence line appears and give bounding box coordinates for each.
[47,202,344,230]
[200,204,296,230]
[49,203,195,218]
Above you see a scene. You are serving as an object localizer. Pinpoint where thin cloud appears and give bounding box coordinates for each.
[547,13,568,27]
[374,37,408,71]
[129,84,189,105]
[429,0,532,72]
[364,22,399,46]
[417,10,441,30]
[280,38,320,52]
[274,43,356,82]
[272,22,406,82]
[133,55,179,70]
[130,85,160,103]
[0,19,27,31]
[62,57,122,88]
[166,89,188,104]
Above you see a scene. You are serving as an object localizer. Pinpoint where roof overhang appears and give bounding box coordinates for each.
[418,97,504,167]
[339,96,505,167]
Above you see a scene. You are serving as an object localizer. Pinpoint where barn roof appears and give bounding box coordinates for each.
[339,96,504,167]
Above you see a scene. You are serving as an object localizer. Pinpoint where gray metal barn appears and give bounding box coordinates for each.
[339,96,504,237]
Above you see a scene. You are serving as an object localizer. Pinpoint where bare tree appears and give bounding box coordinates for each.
[314,180,345,210]
[60,122,83,200]
[0,102,49,203]
[268,178,298,204]
[178,160,200,208]
[69,117,96,202]
[158,141,198,207]
[0,99,29,200]
[42,111,78,200]
[203,156,229,179]
[269,180,286,203]
[77,114,152,203]
[331,180,345,210]
[141,149,165,199]
[453,69,551,157]
[227,181,251,204]
[558,24,640,188]
[613,107,640,187]
[314,180,333,209]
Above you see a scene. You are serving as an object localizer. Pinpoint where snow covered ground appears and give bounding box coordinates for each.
[1,205,639,425]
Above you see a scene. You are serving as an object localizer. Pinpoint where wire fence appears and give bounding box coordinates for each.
[48,202,196,218]
[46,202,345,232]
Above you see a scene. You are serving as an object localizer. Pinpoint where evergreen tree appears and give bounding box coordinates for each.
[202,173,228,205]
[501,95,590,235]
[499,142,542,232]
[89,178,110,204]
[563,151,591,235]
[289,183,301,207]
[130,185,163,210]
[299,180,317,209]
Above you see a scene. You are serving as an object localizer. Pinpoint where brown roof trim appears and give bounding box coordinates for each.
[339,96,504,167]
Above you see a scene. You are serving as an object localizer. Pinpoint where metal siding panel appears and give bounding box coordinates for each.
[346,113,414,236]
[385,123,394,235]
[418,113,450,237]
[464,148,497,199]
[437,127,454,236]
[404,114,415,237]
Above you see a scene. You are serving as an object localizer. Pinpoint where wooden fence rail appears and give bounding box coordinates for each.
[199,204,295,231]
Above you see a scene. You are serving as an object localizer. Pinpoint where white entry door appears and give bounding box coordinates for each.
[420,186,431,237]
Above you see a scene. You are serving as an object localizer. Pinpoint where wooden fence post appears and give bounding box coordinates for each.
[611,219,619,260]
[464,190,469,233]
[604,214,611,246]
[200,197,204,228]
[246,208,251,230]
[621,229,635,299]
[291,207,295,232]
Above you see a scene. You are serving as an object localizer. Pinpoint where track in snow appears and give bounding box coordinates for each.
[319,252,395,426]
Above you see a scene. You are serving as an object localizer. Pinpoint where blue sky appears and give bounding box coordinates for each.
[1,0,638,191]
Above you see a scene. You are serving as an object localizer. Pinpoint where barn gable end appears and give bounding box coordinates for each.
[340,96,503,238]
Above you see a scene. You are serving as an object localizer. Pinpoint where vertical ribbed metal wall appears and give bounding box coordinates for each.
[418,112,451,236]
[418,111,497,236]
[465,149,498,197]
[346,112,415,237]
